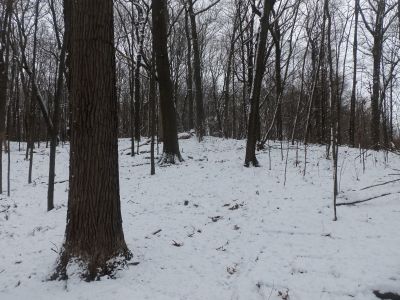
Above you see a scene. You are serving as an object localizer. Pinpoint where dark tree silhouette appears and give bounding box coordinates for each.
[244,0,275,167]
[53,0,131,280]
[152,0,182,164]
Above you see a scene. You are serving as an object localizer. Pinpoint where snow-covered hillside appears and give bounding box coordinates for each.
[0,137,399,300]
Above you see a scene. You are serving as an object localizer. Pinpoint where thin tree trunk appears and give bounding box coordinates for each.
[134,2,146,150]
[27,0,40,185]
[273,19,283,141]
[0,0,13,193]
[47,43,66,211]
[244,0,275,167]
[349,0,359,147]
[184,9,194,130]
[223,11,239,138]
[187,0,205,140]
[325,0,338,221]
[291,39,310,145]
[150,50,156,175]
[47,0,66,211]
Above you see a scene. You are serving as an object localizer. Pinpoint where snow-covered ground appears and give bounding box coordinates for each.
[0,137,399,300]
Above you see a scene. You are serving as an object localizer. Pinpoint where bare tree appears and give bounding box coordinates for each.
[47,0,66,211]
[244,0,275,167]
[0,0,13,193]
[349,0,359,147]
[359,0,398,149]
[187,0,205,140]
[153,0,183,163]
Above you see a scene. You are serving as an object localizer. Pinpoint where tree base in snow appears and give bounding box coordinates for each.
[50,246,132,282]
[244,157,260,167]
[158,152,184,165]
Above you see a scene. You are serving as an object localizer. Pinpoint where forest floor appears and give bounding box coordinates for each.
[0,136,399,300]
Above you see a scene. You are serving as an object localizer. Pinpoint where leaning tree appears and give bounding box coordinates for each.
[153,0,183,163]
[244,0,275,167]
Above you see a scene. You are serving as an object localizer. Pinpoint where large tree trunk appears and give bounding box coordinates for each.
[54,0,131,281]
[244,0,275,167]
[153,0,182,163]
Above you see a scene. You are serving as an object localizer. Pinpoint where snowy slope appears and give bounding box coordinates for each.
[0,137,399,300]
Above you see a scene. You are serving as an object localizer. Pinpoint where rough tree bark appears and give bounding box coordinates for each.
[153,0,183,163]
[53,0,131,280]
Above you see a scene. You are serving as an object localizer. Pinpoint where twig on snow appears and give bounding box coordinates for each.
[337,192,400,206]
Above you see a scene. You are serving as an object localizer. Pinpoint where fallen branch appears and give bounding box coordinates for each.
[373,290,400,300]
[152,229,162,235]
[55,179,68,184]
[337,192,400,206]
[0,205,10,213]
[40,179,69,185]
[132,162,150,167]
[360,178,400,190]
